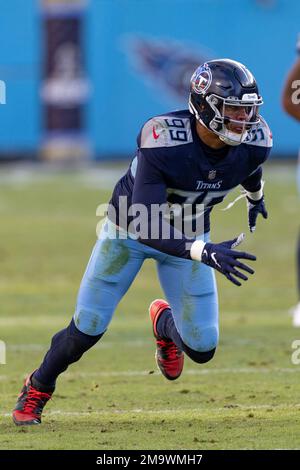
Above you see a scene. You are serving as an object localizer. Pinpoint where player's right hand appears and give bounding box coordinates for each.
[201,233,256,286]
[246,195,268,233]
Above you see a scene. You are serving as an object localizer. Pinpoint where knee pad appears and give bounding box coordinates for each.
[73,306,111,336]
[181,325,219,355]
[182,343,216,363]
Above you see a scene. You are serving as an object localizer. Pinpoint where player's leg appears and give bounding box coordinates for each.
[157,257,218,355]
[292,236,300,327]
[13,221,145,425]
[292,158,300,327]
[297,158,300,304]
[297,229,300,301]
[151,238,218,379]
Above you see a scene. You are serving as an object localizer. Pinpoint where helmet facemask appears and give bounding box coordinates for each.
[206,94,263,146]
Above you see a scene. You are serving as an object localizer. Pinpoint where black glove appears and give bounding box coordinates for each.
[201,233,256,287]
[246,195,268,233]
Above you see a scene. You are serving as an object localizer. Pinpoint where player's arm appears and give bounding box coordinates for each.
[241,167,268,233]
[132,148,256,286]
[131,147,193,259]
[282,37,300,121]
[242,116,273,232]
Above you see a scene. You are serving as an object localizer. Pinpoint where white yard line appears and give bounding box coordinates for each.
[1,367,300,382]
[63,368,300,377]
[2,402,300,418]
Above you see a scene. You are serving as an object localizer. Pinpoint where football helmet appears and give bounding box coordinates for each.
[189,59,263,146]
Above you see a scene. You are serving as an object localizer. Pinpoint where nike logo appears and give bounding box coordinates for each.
[211,252,221,268]
[152,125,161,140]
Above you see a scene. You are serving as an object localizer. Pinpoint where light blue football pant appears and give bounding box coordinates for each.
[73,219,219,352]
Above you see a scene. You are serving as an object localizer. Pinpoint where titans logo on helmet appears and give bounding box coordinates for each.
[191,63,212,95]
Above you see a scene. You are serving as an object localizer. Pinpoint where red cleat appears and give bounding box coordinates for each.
[12,372,53,426]
[149,299,184,380]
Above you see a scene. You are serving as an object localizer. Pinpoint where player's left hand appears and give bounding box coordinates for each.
[200,233,256,287]
[246,195,268,233]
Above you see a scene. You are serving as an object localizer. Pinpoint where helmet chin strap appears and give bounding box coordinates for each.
[219,135,241,146]
[219,130,248,146]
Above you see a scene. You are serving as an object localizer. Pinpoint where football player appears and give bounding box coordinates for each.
[13,59,272,425]
[282,36,300,327]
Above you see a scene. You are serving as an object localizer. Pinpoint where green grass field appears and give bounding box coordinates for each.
[0,162,300,450]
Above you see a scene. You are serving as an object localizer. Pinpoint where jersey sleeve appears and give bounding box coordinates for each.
[132,114,197,259]
[245,115,273,166]
[242,116,273,192]
[241,166,263,193]
[137,114,193,149]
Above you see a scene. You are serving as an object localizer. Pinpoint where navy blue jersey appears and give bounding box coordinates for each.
[109,109,272,259]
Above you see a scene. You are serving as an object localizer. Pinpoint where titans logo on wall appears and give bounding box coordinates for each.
[125,36,214,101]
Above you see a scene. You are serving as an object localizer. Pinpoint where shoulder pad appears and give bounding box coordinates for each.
[244,116,273,148]
[140,115,193,149]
